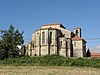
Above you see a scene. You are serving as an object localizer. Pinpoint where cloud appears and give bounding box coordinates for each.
[90,45,100,53]
[96,45,100,48]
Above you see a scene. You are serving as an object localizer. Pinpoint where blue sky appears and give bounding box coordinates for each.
[0,0,100,52]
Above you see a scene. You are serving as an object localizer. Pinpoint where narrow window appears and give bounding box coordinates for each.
[37,33,39,46]
[42,32,45,44]
[37,33,39,40]
[50,32,52,44]
[76,30,78,36]
[33,43,34,48]
[60,41,62,47]
[74,41,76,47]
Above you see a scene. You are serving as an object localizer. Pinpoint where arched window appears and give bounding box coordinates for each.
[33,43,34,48]
[76,30,78,36]
[42,32,45,44]
[60,41,62,47]
[37,33,39,46]
[50,32,52,44]
[74,41,76,47]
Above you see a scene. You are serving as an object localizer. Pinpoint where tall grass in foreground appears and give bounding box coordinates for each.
[0,55,100,68]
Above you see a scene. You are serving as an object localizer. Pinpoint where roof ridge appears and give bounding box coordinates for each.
[72,36,83,40]
[42,24,61,26]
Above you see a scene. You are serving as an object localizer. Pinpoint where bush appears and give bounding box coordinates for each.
[0,55,100,68]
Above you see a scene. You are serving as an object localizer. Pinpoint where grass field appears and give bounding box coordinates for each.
[0,66,100,75]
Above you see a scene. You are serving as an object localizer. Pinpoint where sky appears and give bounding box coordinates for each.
[0,0,100,52]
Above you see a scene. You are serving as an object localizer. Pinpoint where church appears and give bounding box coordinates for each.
[26,24,86,57]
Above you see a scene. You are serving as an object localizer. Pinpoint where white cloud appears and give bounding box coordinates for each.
[90,45,100,53]
[96,45,100,48]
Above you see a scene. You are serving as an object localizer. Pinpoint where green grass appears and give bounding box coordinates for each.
[0,55,100,68]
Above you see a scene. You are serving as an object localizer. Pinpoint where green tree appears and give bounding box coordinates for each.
[86,48,91,57]
[0,25,24,59]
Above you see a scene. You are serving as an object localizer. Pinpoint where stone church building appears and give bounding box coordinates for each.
[26,24,86,57]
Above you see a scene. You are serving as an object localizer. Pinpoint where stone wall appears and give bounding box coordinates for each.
[72,40,83,57]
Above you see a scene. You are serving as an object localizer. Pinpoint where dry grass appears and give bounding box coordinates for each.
[0,66,99,75]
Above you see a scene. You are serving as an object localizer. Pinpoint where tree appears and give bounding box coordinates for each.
[86,48,91,57]
[0,25,24,59]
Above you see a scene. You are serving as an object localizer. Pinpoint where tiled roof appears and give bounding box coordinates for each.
[91,52,100,57]
[42,24,60,26]
[72,36,83,40]
[74,28,81,29]
[91,53,100,56]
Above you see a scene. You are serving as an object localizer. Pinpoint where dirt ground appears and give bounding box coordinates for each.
[0,66,100,75]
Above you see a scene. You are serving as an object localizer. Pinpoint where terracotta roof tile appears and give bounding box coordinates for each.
[91,52,100,57]
[72,36,83,40]
[74,28,81,29]
[91,53,100,56]
[42,24,60,26]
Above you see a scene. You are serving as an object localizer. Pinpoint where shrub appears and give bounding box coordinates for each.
[0,55,100,68]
